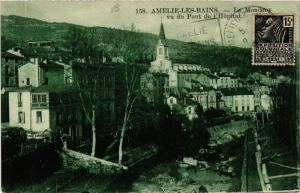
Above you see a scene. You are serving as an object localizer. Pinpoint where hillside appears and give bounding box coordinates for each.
[1,15,252,71]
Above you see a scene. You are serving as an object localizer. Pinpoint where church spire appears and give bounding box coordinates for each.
[159,22,166,41]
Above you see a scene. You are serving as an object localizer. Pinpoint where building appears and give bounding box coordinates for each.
[1,48,26,122]
[148,22,209,94]
[184,98,199,120]
[188,86,221,111]
[249,72,279,87]
[217,73,239,88]
[1,48,25,87]
[27,40,54,49]
[166,96,178,112]
[8,85,83,141]
[221,88,254,113]
[166,95,198,120]
[72,61,116,127]
[18,58,65,87]
[140,72,168,103]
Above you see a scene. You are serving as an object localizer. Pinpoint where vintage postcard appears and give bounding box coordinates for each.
[1,1,300,193]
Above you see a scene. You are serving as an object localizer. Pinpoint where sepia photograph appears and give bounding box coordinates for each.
[1,1,300,192]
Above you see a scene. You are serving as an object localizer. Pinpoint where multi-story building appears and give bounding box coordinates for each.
[188,86,221,111]
[8,85,83,141]
[221,88,254,113]
[18,58,65,87]
[72,61,116,125]
[1,48,25,87]
[217,73,239,88]
[1,48,26,122]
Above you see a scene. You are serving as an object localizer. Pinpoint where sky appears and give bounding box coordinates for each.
[1,1,300,47]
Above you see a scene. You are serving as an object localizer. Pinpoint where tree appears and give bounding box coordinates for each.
[118,64,139,165]
[67,27,110,157]
[1,35,16,51]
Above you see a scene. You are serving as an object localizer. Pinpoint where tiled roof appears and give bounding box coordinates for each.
[221,88,253,96]
[1,51,25,59]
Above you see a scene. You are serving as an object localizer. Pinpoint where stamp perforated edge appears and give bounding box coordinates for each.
[251,13,296,66]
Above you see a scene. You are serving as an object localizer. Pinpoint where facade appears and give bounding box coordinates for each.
[217,73,239,88]
[189,87,220,111]
[1,48,25,87]
[72,61,115,121]
[8,86,83,140]
[221,88,254,113]
[18,58,65,87]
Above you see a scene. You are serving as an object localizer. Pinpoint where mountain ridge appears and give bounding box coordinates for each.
[1,14,252,72]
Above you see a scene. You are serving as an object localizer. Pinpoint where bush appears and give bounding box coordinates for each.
[2,127,27,159]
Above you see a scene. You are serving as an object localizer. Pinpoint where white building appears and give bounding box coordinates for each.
[149,22,208,91]
[221,88,255,113]
[8,86,83,140]
[9,87,52,132]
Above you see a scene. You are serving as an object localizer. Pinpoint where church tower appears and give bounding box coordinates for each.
[150,21,172,75]
[149,21,178,89]
[156,22,169,60]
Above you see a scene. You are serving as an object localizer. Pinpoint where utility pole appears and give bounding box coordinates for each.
[296,43,300,189]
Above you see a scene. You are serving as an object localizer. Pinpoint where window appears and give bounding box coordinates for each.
[18,93,22,107]
[41,95,46,103]
[36,111,42,123]
[247,106,250,111]
[235,106,238,112]
[32,95,37,103]
[26,78,30,85]
[18,112,25,123]
[170,98,173,104]
[32,94,47,104]
[159,48,163,55]
[242,106,245,111]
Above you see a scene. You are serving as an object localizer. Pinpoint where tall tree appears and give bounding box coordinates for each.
[67,27,109,157]
[118,64,139,165]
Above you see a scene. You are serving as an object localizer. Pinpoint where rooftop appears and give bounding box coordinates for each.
[2,49,25,59]
[221,88,253,96]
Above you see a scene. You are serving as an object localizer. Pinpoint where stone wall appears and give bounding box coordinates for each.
[61,149,127,175]
[208,120,254,146]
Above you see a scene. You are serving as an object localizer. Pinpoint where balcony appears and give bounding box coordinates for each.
[31,102,49,109]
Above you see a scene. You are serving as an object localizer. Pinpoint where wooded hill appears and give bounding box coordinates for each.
[1,15,252,71]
